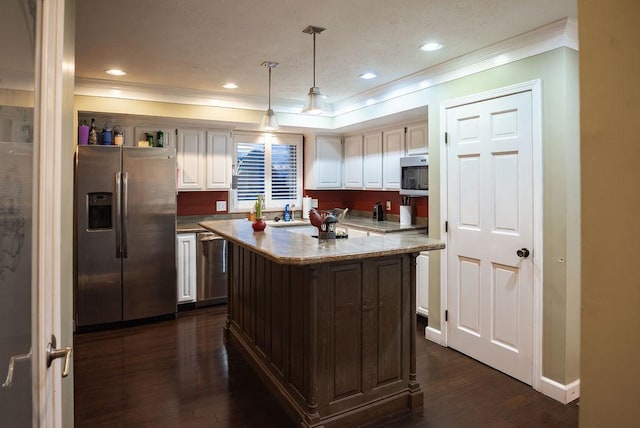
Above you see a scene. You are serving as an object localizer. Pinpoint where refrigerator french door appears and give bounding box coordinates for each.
[75,146,177,328]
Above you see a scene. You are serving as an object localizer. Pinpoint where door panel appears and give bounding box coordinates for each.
[447,91,533,385]
[75,146,123,326]
[122,148,177,321]
[0,143,33,426]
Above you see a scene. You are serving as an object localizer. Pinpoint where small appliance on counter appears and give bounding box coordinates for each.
[373,202,384,221]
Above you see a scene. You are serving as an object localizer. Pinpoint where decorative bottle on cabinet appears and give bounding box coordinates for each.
[88,118,98,145]
[156,130,164,148]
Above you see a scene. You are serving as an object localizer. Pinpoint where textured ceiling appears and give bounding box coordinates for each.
[75,0,577,110]
[2,1,577,111]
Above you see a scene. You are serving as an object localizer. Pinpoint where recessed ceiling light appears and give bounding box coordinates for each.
[105,69,127,76]
[420,42,443,52]
[359,72,377,80]
[222,83,238,89]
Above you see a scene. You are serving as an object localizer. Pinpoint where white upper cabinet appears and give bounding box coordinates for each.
[177,129,206,190]
[363,132,383,189]
[307,135,342,189]
[205,131,232,189]
[405,122,428,155]
[177,129,232,191]
[343,135,364,188]
[382,127,405,189]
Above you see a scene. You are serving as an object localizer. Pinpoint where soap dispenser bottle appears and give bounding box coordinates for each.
[284,204,291,222]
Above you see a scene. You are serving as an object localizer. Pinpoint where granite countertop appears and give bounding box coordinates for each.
[199,219,444,265]
[338,217,427,234]
[178,215,426,234]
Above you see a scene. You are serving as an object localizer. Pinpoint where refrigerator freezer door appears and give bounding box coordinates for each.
[121,147,177,321]
[76,146,123,326]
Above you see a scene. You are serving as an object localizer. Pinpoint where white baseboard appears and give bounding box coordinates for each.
[539,376,580,404]
[424,325,445,345]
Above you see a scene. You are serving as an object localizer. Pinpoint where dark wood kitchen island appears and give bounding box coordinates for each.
[199,219,444,427]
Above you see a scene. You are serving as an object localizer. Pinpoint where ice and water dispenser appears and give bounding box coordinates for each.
[87,192,112,230]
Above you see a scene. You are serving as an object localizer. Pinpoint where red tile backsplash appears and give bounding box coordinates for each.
[177,191,229,216]
[303,189,428,218]
[177,189,427,218]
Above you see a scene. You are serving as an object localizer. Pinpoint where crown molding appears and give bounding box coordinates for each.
[74,17,577,122]
[73,78,307,113]
[332,17,578,116]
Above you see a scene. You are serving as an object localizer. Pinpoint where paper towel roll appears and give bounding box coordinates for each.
[400,205,412,226]
[302,196,312,219]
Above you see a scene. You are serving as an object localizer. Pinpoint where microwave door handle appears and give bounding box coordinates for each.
[122,171,129,258]
[115,172,122,258]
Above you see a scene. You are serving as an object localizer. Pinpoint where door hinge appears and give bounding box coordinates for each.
[175,129,178,135]
[445,132,448,144]
[404,127,408,134]
[445,310,448,322]
[445,221,448,232]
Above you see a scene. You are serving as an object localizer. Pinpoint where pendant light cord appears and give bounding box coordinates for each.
[268,65,272,109]
[312,32,317,87]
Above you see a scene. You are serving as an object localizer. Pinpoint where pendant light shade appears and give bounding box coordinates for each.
[301,25,326,115]
[260,61,279,131]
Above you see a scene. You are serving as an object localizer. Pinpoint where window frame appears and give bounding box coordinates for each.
[230,132,303,214]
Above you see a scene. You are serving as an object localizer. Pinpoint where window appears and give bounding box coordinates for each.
[231,132,303,213]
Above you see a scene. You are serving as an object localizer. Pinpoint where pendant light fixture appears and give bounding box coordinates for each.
[301,25,326,115]
[260,61,279,131]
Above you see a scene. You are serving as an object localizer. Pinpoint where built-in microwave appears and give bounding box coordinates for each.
[400,155,429,196]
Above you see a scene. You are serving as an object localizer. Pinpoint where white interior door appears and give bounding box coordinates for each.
[1,0,73,426]
[446,91,534,385]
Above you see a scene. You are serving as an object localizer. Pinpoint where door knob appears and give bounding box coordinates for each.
[46,335,72,378]
[2,350,31,388]
[516,248,530,258]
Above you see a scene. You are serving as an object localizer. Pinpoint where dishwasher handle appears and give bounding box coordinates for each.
[198,232,223,242]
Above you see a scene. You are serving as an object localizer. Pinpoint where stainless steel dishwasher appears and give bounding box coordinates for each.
[197,232,228,306]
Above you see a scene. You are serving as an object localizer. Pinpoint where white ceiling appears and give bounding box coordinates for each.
[74,0,577,115]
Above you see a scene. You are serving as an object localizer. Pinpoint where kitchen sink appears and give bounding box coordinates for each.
[264,219,311,227]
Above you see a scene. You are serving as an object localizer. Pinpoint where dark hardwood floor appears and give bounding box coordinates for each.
[73,305,579,427]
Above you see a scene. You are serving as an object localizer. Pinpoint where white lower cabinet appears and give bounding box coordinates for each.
[416,252,429,317]
[176,233,197,303]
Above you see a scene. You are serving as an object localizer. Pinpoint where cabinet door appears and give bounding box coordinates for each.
[316,136,342,188]
[134,127,176,148]
[176,233,197,303]
[416,252,429,316]
[382,128,405,189]
[343,135,363,188]
[206,130,231,189]
[363,132,383,188]
[406,123,428,155]
[177,129,206,190]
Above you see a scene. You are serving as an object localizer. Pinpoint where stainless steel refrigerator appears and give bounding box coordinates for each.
[75,145,177,328]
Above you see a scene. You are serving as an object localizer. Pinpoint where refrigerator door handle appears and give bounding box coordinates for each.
[115,171,122,258]
[122,171,129,258]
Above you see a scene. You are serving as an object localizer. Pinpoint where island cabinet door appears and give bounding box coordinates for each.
[315,255,412,416]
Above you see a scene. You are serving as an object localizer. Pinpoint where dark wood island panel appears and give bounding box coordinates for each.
[226,243,420,427]
[200,220,444,427]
